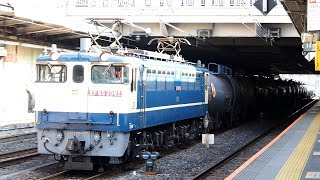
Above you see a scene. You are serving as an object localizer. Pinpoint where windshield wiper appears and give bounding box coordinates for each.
[103,64,112,76]
[48,63,52,70]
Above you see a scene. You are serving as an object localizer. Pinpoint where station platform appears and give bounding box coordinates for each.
[0,120,34,131]
[0,113,35,131]
[227,101,320,180]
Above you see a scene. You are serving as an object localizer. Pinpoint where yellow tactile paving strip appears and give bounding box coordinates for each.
[275,112,320,180]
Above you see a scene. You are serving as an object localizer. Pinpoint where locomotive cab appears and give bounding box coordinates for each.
[35,53,141,169]
[35,61,137,125]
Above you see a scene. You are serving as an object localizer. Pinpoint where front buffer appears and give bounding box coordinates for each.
[38,129,130,170]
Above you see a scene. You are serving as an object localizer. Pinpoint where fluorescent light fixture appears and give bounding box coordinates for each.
[0,40,20,46]
[20,43,75,52]
[0,41,76,53]
[21,43,46,49]
[61,49,77,52]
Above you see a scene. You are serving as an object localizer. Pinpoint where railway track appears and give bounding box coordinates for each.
[35,154,150,180]
[190,99,317,180]
[36,142,194,180]
[190,127,274,179]
[36,166,136,180]
[0,132,37,143]
[34,99,314,180]
[2,101,315,180]
[80,142,198,180]
[37,170,70,180]
[36,165,134,180]
[0,147,39,167]
[84,161,145,180]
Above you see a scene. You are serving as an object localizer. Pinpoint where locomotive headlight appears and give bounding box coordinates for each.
[100,53,109,61]
[146,159,154,167]
[50,52,60,61]
[141,151,150,160]
[56,131,64,142]
[150,152,160,160]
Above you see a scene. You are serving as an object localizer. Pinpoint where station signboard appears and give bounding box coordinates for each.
[308,0,320,31]
[254,0,277,15]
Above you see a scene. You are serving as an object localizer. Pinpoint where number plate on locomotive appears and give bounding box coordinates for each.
[88,90,122,97]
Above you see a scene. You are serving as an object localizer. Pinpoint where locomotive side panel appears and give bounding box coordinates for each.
[141,61,207,127]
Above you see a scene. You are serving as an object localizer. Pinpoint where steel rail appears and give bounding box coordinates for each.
[0,147,37,158]
[0,147,38,167]
[37,170,70,180]
[0,132,37,143]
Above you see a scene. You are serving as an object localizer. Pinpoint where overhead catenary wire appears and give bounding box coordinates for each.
[237,0,277,46]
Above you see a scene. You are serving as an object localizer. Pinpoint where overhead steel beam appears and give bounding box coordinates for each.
[21,27,68,35]
[56,34,87,40]
[0,27,14,34]
[16,25,65,35]
[0,19,26,27]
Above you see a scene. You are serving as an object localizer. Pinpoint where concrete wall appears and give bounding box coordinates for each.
[0,44,41,126]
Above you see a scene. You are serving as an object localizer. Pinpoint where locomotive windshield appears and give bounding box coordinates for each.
[91,65,129,84]
[36,64,67,83]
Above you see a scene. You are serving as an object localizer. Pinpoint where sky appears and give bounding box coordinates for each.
[7,0,65,22]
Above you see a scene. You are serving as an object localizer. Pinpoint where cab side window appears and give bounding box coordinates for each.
[91,65,129,84]
[73,65,84,83]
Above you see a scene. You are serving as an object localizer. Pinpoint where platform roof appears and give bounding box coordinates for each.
[0,3,88,49]
[280,0,306,35]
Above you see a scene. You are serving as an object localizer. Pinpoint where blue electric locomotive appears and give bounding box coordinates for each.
[35,43,209,170]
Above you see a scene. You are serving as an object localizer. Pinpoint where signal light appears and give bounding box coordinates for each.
[42,109,48,114]
[109,111,115,116]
